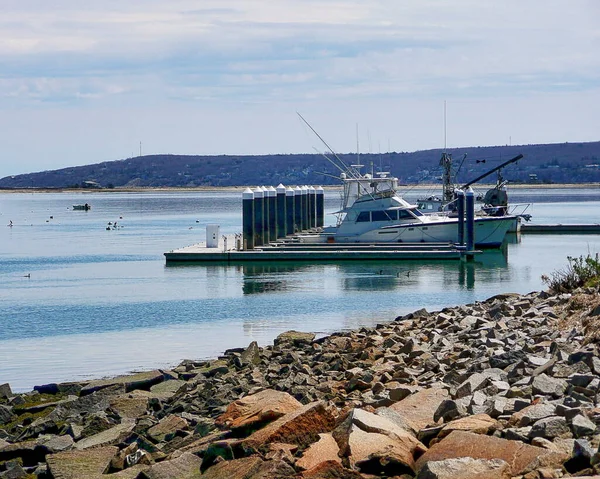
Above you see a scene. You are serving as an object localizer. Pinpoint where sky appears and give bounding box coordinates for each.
[0,0,599,178]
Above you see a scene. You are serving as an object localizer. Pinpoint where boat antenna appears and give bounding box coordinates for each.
[315,171,343,181]
[311,147,347,175]
[297,112,351,174]
[356,123,360,165]
[298,112,383,207]
[443,100,447,152]
[454,153,467,180]
[440,101,454,203]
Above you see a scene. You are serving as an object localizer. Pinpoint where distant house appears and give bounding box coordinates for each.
[82,180,101,188]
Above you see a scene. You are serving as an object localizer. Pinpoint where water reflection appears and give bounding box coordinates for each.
[458,246,509,290]
[241,263,300,295]
[167,246,510,296]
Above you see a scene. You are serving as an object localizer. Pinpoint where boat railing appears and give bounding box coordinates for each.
[507,202,532,216]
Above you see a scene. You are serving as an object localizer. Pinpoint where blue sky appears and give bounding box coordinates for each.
[0,0,599,177]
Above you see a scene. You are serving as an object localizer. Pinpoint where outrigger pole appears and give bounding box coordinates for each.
[461,154,523,190]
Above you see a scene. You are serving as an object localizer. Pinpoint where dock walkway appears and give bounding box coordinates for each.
[164,235,467,263]
[521,224,600,234]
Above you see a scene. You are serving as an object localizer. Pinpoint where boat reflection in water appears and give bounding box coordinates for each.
[167,244,510,296]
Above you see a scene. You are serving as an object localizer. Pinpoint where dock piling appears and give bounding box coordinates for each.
[465,187,475,259]
[267,186,277,243]
[253,187,264,247]
[294,186,302,233]
[456,189,465,246]
[286,187,295,236]
[276,184,286,239]
[242,188,254,250]
[316,186,324,228]
[301,186,309,231]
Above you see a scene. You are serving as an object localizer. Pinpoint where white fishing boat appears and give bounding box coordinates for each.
[297,169,515,248]
[416,153,531,232]
[294,113,515,247]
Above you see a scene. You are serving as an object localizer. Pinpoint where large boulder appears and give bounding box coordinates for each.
[0,405,15,425]
[438,414,499,439]
[508,403,556,427]
[147,415,188,443]
[74,420,135,450]
[215,389,302,432]
[388,387,449,431]
[416,457,511,478]
[200,456,295,479]
[46,446,118,479]
[0,439,48,467]
[274,330,316,347]
[138,452,202,479]
[339,425,418,475]
[296,433,342,471]
[239,341,262,367]
[333,408,427,475]
[243,401,335,449]
[109,396,149,419]
[300,460,364,478]
[0,383,13,399]
[416,430,567,476]
[80,370,165,396]
[148,380,187,400]
[455,373,490,399]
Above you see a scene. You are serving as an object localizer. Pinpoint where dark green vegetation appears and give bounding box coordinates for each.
[542,253,600,293]
[1,141,599,189]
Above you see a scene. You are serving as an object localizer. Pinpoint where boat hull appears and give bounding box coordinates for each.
[300,215,515,248]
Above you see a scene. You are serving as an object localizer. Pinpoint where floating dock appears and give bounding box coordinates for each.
[165,184,480,263]
[521,224,600,234]
[164,236,467,263]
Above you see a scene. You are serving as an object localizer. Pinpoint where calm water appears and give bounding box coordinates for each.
[1,187,600,392]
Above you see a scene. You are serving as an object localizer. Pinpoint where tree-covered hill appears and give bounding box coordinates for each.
[1,141,599,189]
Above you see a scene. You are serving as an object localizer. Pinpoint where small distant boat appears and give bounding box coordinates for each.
[73,203,91,211]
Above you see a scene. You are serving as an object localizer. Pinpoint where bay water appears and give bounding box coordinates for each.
[1,187,600,392]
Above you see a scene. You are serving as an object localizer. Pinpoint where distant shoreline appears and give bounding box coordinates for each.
[0,183,599,194]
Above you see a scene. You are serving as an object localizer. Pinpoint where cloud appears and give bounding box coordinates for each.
[0,1,598,176]
[2,0,597,106]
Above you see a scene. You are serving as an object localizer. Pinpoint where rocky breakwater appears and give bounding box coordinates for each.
[2,287,600,478]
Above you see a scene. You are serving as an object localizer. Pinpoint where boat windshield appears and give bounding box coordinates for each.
[354,208,423,223]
